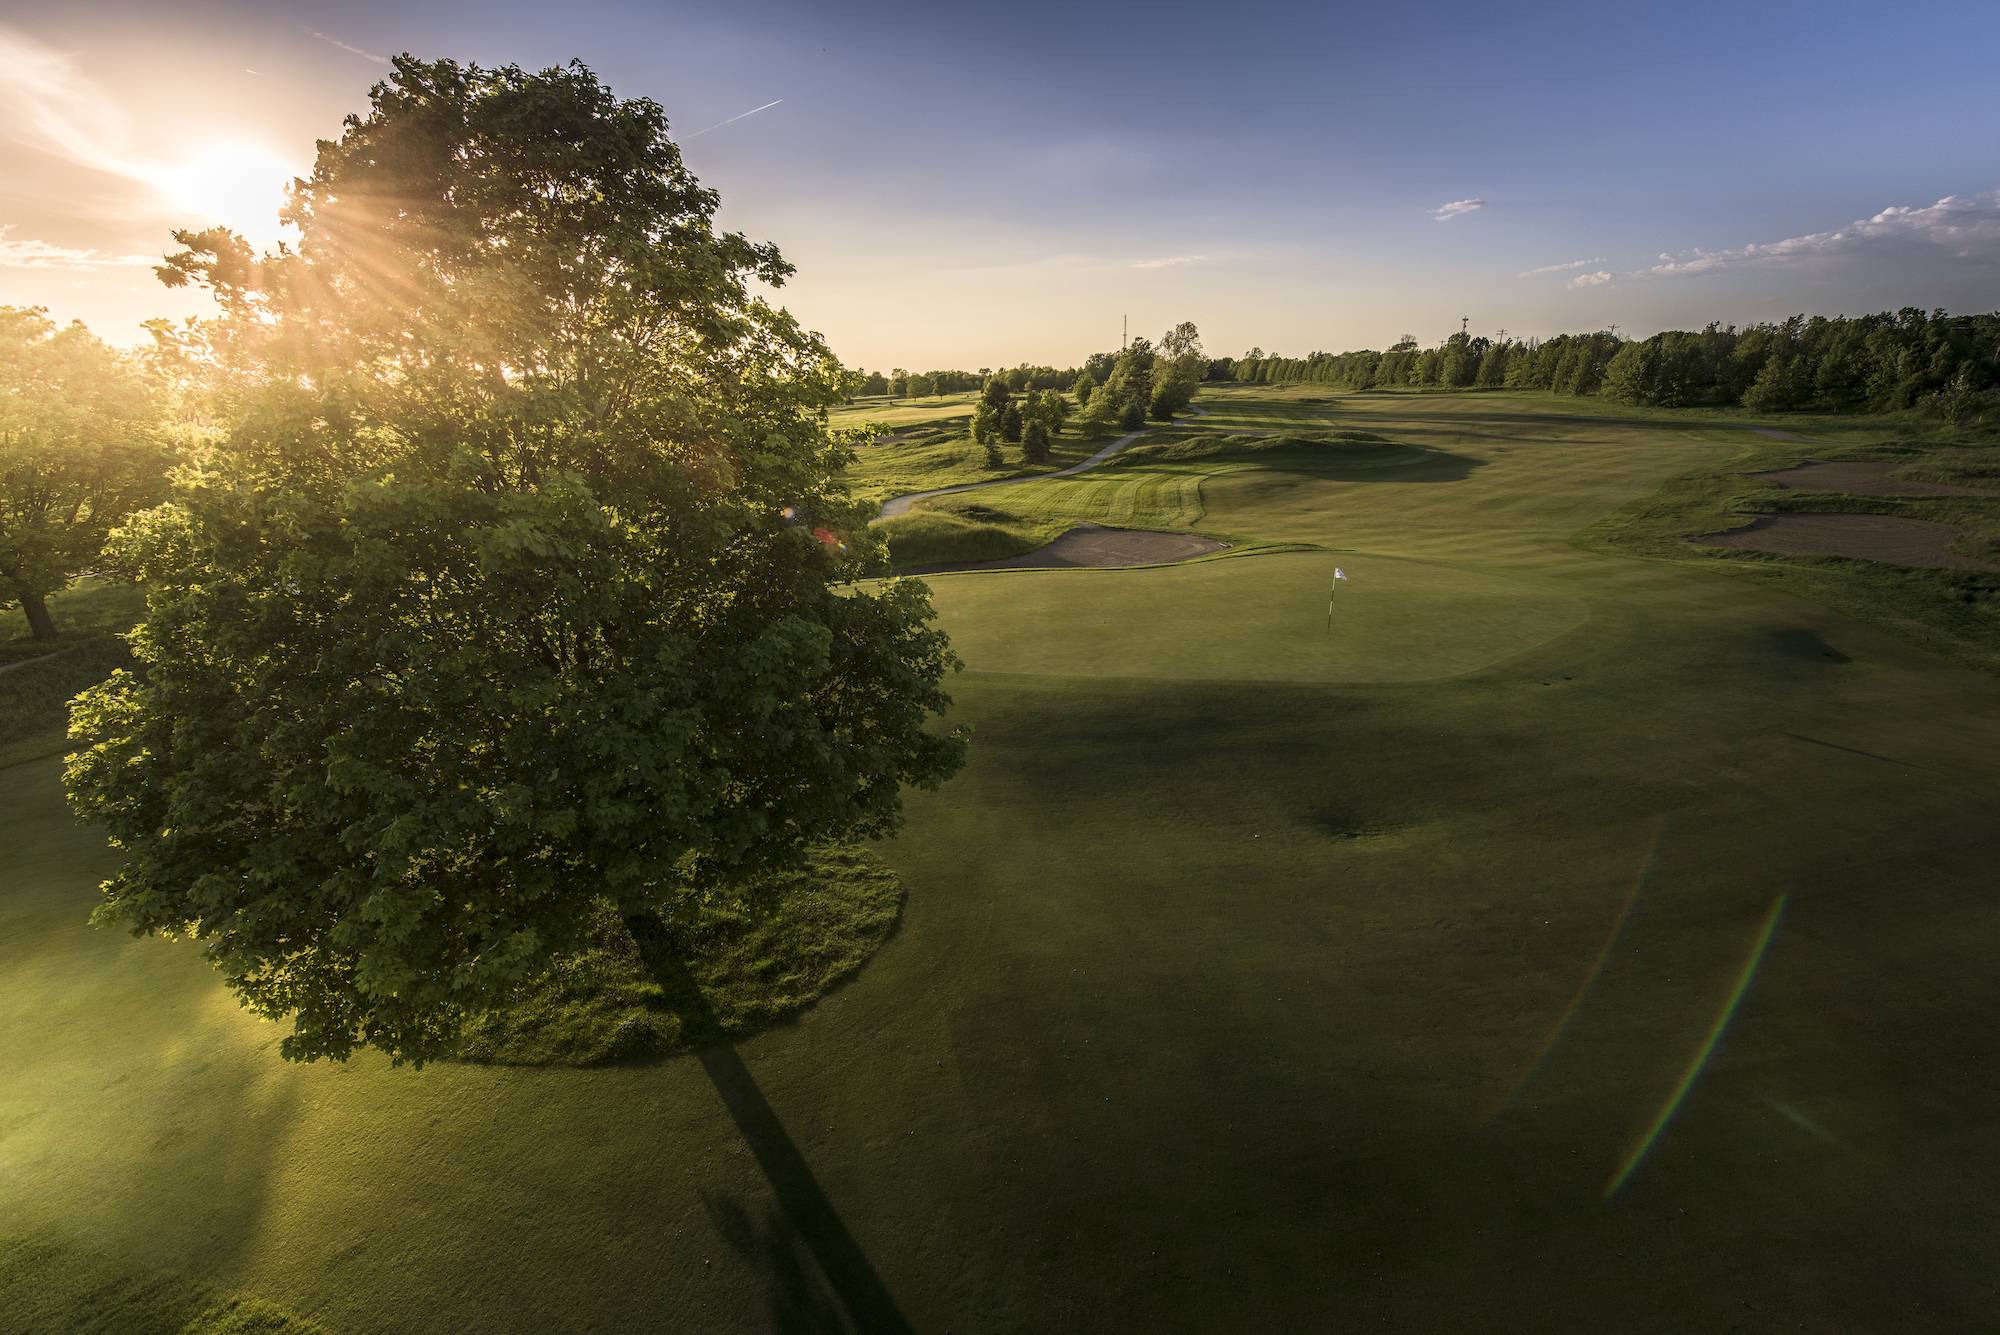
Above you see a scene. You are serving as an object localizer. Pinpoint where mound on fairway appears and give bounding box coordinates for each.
[1696,514,2000,571]
[455,847,904,1066]
[920,549,1586,682]
[903,523,1227,574]
[1746,460,1994,497]
[1115,430,1426,472]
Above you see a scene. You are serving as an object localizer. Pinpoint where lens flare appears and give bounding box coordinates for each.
[1486,816,1664,1121]
[148,143,296,246]
[1603,893,1789,1198]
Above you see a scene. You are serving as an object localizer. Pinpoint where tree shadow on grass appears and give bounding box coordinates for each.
[698,1191,851,1335]
[624,913,913,1335]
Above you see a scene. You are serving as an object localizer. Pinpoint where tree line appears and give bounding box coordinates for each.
[1224,309,2000,421]
[851,364,1077,399]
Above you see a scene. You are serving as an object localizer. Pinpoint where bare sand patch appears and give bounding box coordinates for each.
[904,523,1227,574]
[1696,514,2000,571]
[1747,459,1994,497]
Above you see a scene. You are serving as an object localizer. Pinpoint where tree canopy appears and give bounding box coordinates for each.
[0,308,169,639]
[65,57,965,1065]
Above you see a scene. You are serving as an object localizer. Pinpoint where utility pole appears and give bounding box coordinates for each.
[1607,323,1620,338]
[1122,314,1127,351]
[1460,316,1469,337]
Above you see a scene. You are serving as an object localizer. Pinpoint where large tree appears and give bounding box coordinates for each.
[65,57,965,1065]
[0,309,168,640]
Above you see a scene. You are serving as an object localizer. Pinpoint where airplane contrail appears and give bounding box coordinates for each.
[685,98,784,139]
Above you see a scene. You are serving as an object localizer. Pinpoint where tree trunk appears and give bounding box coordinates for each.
[15,587,57,641]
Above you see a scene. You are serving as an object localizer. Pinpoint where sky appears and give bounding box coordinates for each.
[3,0,1999,371]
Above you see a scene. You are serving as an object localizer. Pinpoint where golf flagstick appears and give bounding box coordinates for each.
[1326,566,1347,630]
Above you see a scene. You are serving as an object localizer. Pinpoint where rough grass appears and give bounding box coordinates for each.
[1113,429,1403,468]
[876,504,1053,568]
[843,424,1098,506]
[455,847,904,1066]
[1586,434,2000,674]
[0,1234,323,1333]
[0,637,132,770]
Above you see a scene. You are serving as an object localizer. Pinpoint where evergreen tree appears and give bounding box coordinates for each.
[1021,418,1051,463]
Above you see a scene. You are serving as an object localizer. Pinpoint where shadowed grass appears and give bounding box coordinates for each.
[0,637,132,770]
[454,847,904,1066]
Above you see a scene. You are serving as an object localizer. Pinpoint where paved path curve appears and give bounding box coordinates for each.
[875,405,1210,519]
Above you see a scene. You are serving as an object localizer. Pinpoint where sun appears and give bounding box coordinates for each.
[151,143,298,247]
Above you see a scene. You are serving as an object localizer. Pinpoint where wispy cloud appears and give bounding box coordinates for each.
[0,226,152,270]
[1521,256,1607,277]
[0,24,146,179]
[685,98,784,139]
[1133,254,1205,269]
[1649,191,2000,278]
[1432,198,1486,222]
[306,29,390,66]
[1569,270,1613,288]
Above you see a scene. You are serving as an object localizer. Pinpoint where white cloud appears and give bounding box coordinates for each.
[1520,256,1607,277]
[1133,254,1205,269]
[0,226,153,270]
[1649,191,2000,277]
[1432,198,1486,222]
[1569,270,1613,288]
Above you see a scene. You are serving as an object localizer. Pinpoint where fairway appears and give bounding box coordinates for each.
[7,386,2000,1332]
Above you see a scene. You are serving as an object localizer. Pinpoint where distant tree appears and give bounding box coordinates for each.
[1075,386,1120,437]
[0,307,170,640]
[999,401,1023,442]
[66,57,965,1066]
[983,439,1004,467]
[889,368,908,397]
[1474,341,1510,387]
[1160,321,1204,381]
[1149,375,1193,420]
[1032,389,1069,432]
[980,374,1011,413]
[858,369,889,396]
[1021,418,1051,463]
[1118,393,1147,431]
[971,403,999,444]
[1072,372,1096,406]
[1742,354,1809,413]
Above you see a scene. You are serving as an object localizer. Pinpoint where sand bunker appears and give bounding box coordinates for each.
[905,523,1228,574]
[1697,514,2000,571]
[1747,460,1994,497]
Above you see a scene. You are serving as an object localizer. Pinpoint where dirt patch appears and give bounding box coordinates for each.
[902,523,1227,574]
[1695,514,2000,571]
[1746,459,1995,497]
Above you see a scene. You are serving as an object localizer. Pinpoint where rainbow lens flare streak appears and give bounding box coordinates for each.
[1603,894,1790,1199]
[1486,817,1665,1122]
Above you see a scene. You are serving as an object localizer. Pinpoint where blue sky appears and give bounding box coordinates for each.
[3,0,1998,368]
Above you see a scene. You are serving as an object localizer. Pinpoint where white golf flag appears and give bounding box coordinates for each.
[1333,568,1347,582]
